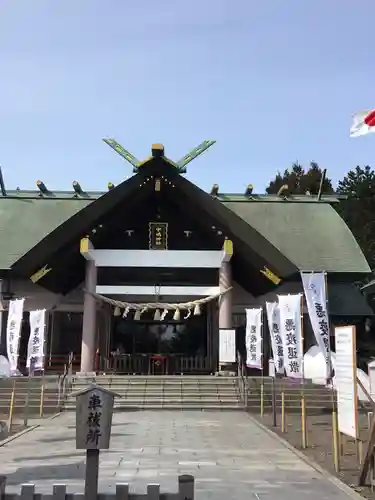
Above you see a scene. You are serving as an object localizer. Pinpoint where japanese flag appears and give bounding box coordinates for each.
[350,110,375,137]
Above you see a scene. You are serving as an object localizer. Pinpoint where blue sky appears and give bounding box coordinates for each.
[0,0,374,193]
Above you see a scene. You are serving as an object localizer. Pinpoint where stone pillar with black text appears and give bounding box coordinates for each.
[218,239,234,372]
[79,237,98,374]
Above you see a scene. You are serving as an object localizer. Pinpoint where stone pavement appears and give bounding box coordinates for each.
[0,411,359,499]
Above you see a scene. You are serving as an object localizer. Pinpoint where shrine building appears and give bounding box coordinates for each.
[0,140,371,375]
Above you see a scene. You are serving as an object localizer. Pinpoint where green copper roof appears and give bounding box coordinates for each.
[0,188,369,274]
[223,201,370,273]
[0,196,91,269]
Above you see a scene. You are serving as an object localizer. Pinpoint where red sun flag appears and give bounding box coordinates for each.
[350,110,375,137]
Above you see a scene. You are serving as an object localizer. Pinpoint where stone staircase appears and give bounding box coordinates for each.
[65,375,243,410]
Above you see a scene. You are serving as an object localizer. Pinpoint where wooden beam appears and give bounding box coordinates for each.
[80,237,95,260]
[30,264,52,283]
[222,239,233,262]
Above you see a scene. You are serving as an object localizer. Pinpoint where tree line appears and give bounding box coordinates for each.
[265,163,375,270]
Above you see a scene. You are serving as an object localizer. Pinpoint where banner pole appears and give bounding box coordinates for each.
[325,271,340,471]
[300,293,307,449]
[260,309,264,419]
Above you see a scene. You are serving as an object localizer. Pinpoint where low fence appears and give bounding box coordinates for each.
[0,475,194,500]
[98,355,212,375]
[0,375,65,433]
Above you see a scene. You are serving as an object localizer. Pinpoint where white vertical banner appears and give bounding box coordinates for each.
[219,329,236,363]
[278,294,303,379]
[27,309,46,371]
[301,271,332,379]
[6,298,25,374]
[266,302,284,374]
[245,308,263,369]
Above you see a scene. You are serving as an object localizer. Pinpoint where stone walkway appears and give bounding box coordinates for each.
[0,412,359,499]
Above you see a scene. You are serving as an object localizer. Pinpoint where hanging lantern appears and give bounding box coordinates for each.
[193,304,201,316]
[173,308,180,321]
[154,309,161,321]
[113,306,121,317]
[134,309,141,320]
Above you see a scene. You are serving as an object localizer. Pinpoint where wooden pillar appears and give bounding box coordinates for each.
[80,238,97,374]
[218,239,233,329]
[219,261,233,329]
[217,240,233,371]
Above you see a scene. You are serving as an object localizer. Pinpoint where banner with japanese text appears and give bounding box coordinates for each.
[27,309,46,371]
[266,302,284,374]
[245,308,263,369]
[278,294,303,379]
[6,298,25,375]
[301,272,332,379]
[219,329,236,363]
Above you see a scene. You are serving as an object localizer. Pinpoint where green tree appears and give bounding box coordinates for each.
[336,165,375,269]
[266,162,334,195]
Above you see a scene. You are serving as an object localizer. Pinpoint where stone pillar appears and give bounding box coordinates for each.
[219,261,233,329]
[80,259,97,373]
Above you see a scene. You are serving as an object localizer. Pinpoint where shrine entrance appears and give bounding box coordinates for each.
[107,309,213,375]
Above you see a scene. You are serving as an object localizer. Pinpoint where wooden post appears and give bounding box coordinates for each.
[23,375,32,427]
[85,449,99,500]
[72,384,121,500]
[332,409,340,472]
[178,474,195,500]
[281,390,286,433]
[39,382,45,419]
[8,380,15,433]
[260,380,264,418]
[271,377,277,426]
[301,394,307,448]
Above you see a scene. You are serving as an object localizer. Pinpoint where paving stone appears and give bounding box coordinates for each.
[0,411,360,498]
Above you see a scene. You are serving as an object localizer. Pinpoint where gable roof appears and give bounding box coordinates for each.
[224,201,370,274]
[8,158,299,296]
[0,157,369,295]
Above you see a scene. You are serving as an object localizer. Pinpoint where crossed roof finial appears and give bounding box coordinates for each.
[102,139,216,173]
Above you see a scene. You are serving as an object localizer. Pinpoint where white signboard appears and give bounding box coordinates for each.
[301,272,332,379]
[245,308,262,369]
[219,329,236,363]
[278,294,303,379]
[335,325,358,439]
[76,386,116,450]
[27,309,46,371]
[6,299,25,374]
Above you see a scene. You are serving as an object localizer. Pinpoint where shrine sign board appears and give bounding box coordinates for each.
[73,384,120,450]
[334,325,359,439]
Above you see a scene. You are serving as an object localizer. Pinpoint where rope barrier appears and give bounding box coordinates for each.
[83,286,232,320]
